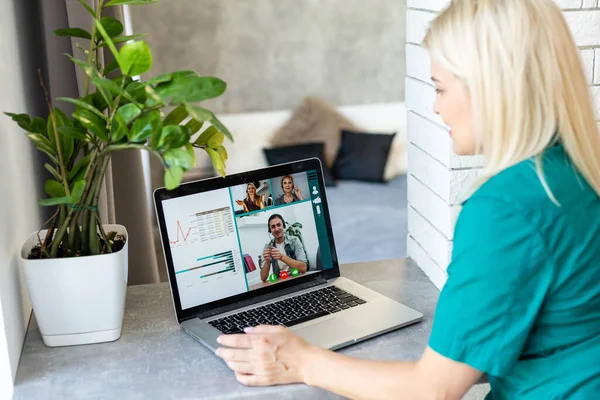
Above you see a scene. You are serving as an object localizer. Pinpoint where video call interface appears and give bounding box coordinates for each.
[162,170,334,310]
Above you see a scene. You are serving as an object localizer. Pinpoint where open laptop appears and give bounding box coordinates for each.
[153,158,422,352]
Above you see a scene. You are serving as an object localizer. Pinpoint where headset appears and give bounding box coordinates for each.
[267,214,286,234]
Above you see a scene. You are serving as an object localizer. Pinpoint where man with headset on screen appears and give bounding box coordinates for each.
[261,214,308,283]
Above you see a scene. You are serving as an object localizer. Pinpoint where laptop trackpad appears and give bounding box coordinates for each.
[292,318,362,347]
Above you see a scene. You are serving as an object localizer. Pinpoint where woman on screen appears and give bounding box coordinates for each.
[274,175,304,205]
[235,183,265,213]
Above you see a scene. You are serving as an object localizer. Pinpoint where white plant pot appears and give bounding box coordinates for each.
[21,224,128,347]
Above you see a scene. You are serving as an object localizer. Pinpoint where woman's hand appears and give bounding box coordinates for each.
[216,325,316,386]
[294,187,303,200]
[235,199,244,206]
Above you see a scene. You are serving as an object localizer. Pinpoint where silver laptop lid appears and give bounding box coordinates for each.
[153,158,341,322]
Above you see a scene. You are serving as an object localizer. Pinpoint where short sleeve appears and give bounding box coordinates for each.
[428,196,552,376]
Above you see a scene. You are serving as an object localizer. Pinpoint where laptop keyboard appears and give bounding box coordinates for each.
[208,286,367,334]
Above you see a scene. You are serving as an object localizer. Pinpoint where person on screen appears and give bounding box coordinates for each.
[235,183,265,213]
[274,175,304,205]
[261,214,308,282]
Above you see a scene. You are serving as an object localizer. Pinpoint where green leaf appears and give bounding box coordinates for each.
[73,109,108,142]
[155,125,190,149]
[92,75,139,107]
[205,147,225,177]
[70,180,86,203]
[146,72,172,86]
[66,55,116,107]
[129,110,161,142]
[68,155,91,182]
[154,73,226,105]
[5,113,31,130]
[185,143,197,167]
[163,104,188,126]
[103,59,120,75]
[100,17,124,37]
[125,81,147,103]
[97,34,147,48]
[164,148,193,170]
[29,117,46,135]
[185,104,233,142]
[39,196,71,206]
[216,145,228,161]
[57,97,108,121]
[45,180,66,198]
[54,28,92,40]
[57,126,87,141]
[105,0,158,6]
[164,166,184,190]
[26,133,58,163]
[112,103,142,141]
[207,131,224,148]
[94,19,122,69]
[194,126,218,147]
[119,41,152,76]
[44,163,62,180]
[185,118,203,134]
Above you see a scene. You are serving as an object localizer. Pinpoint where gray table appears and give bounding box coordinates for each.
[12,258,460,399]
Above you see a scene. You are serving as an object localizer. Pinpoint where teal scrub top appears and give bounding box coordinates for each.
[428,144,600,399]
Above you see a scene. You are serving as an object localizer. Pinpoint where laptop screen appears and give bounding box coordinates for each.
[160,169,335,311]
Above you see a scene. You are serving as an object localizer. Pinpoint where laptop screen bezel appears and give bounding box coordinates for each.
[153,158,341,322]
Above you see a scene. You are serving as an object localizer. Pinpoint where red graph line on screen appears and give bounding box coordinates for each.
[169,220,192,244]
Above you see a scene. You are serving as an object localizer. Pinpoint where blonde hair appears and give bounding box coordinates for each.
[423,0,600,200]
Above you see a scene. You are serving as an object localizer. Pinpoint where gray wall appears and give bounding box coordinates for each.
[0,0,47,395]
[129,0,406,114]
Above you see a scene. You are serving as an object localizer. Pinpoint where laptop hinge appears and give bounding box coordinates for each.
[190,277,329,321]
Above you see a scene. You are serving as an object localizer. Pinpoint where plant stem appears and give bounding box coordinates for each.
[50,209,75,257]
[38,70,71,197]
[83,0,105,96]
[87,153,111,255]
[96,212,112,253]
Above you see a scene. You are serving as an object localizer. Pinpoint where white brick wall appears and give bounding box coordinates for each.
[406,1,600,289]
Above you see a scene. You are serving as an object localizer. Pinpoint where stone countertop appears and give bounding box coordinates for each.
[12,258,475,399]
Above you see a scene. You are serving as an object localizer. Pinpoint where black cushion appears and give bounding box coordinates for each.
[263,142,336,186]
[332,129,396,183]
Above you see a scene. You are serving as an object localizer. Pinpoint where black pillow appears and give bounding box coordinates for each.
[263,142,336,186]
[332,129,396,183]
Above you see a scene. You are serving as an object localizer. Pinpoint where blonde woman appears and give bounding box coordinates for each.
[235,183,265,213]
[216,1,600,398]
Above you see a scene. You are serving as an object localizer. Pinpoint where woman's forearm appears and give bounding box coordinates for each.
[304,347,429,400]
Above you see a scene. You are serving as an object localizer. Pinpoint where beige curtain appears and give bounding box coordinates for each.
[42,0,161,285]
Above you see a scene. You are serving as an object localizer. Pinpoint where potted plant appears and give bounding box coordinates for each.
[5,0,232,347]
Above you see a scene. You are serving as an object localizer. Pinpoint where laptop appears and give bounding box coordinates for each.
[153,158,423,352]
